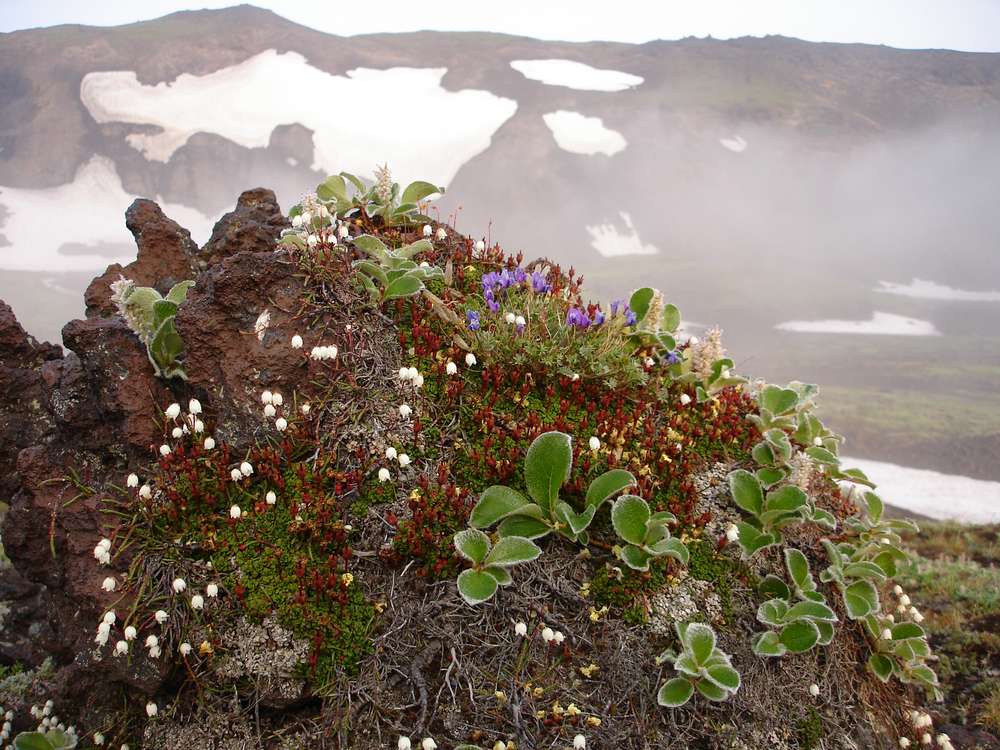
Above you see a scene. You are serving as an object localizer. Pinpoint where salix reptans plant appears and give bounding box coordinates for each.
[609,495,688,571]
[726,470,832,556]
[752,548,839,657]
[12,727,78,749]
[314,167,443,227]
[864,613,940,699]
[468,431,635,544]
[351,234,444,303]
[625,286,681,358]
[749,381,874,490]
[670,326,747,401]
[453,529,541,605]
[656,622,741,708]
[109,276,194,379]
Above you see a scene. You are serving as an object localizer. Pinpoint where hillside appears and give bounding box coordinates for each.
[0,172,989,748]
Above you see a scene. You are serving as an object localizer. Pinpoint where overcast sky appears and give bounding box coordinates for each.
[2,0,999,51]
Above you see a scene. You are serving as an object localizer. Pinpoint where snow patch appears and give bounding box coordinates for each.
[876,278,1000,302]
[510,59,643,91]
[81,50,517,188]
[840,457,1000,524]
[542,111,626,156]
[720,135,747,153]
[776,312,940,336]
[586,212,658,257]
[0,156,216,272]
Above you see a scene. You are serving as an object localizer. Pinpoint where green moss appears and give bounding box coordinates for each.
[795,707,824,749]
[687,539,746,623]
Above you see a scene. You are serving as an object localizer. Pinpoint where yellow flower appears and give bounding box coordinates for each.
[374,601,386,613]
[586,716,602,728]
[199,640,214,656]
[579,663,600,678]
[494,691,507,703]
[551,701,564,717]
[341,572,354,586]
[532,686,544,698]
[566,703,581,717]
[535,710,546,719]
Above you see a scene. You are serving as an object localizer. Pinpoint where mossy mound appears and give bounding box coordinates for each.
[0,175,954,750]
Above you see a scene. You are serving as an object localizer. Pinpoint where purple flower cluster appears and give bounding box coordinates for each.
[481,267,527,312]
[566,300,638,330]
[566,307,594,329]
[610,300,638,327]
[480,266,551,313]
[531,271,552,294]
[466,309,481,331]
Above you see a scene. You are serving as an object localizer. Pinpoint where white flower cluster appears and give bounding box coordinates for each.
[513,620,565,644]
[892,584,924,622]
[260,389,290,432]
[378,445,412,483]
[230,461,254,483]
[26,700,77,742]
[397,737,438,750]
[93,537,112,566]
[0,704,14,743]
[902,710,952,750]
[310,344,338,361]
[398,365,425,389]
[160,400,216,455]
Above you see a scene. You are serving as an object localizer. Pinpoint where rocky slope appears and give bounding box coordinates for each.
[0,179,979,749]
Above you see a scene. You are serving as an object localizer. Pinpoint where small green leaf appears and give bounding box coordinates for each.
[758,575,791,600]
[757,598,790,626]
[456,569,499,605]
[785,600,837,622]
[165,279,194,305]
[695,678,730,702]
[784,548,813,592]
[815,620,835,645]
[453,528,490,564]
[862,491,884,523]
[779,620,820,653]
[12,733,57,750]
[891,622,925,641]
[760,385,799,415]
[683,623,717,666]
[806,446,839,465]
[756,467,786,488]
[842,561,888,581]
[619,544,651,571]
[728,470,763,516]
[394,239,433,259]
[585,469,635,508]
[752,631,787,657]
[649,536,689,565]
[523,431,572,513]
[484,536,542,567]
[383,274,424,300]
[629,287,655,323]
[843,580,879,619]
[483,565,513,586]
[752,442,776,466]
[317,174,348,202]
[497,514,551,540]
[704,664,741,692]
[611,494,651,546]
[470,486,530,529]
[657,677,694,708]
[765,485,808,514]
[661,303,681,332]
[401,180,444,205]
[352,234,390,262]
[867,653,893,682]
